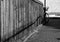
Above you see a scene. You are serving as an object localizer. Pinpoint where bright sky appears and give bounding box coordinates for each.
[39,0,60,12]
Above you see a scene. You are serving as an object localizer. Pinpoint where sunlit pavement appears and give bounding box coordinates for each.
[26,25,60,42]
[25,18,60,42]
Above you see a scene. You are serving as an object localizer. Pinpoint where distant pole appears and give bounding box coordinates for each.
[43,0,47,25]
[44,0,46,13]
[44,0,46,7]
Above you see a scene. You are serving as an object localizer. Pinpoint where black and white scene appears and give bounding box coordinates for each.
[1,0,60,42]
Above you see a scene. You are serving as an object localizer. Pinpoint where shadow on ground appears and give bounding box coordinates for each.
[45,17,60,29]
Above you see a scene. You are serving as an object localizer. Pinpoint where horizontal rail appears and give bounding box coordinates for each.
[32,0,43,6]
[3,15,42,42]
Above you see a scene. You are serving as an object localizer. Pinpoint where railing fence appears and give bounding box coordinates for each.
[1,0,44,42]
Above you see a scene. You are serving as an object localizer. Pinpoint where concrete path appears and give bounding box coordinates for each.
[26,25,60,42]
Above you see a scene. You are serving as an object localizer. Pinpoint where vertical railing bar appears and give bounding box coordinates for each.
[28,0,29,36]
[18,0,22,40]
[22,0,24,40]
[29,1,30,34]
[21,0,24,39]
[15,0,17,40]
[17,0,19,38]
[20,1,21,38]
[18,0,19,31]
[26,0,28,37]
[1,1,3,40]
[13,0,16,40]
[5,0,6,39]
[1,0,4,40]
[29,0,31,33]
[3,0,4,39]
[8,0,10,42]
[22,0,25,37]
[5,0,7,40]
[39,5,40,25]
[17,0,19,40]
[13,0,14,40]
[12,0,13,41]
[2,3,3,41]
[16,0,17,40]
[13,0,16,41]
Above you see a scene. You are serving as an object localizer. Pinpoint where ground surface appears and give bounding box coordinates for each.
[2,18,60,42]
[26,18,60,42]
[26,26,60,42]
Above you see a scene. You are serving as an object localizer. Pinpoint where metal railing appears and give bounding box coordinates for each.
[3,15,42,42]
[1,0,44,42]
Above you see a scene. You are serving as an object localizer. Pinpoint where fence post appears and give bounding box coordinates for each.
[1,0,4,39]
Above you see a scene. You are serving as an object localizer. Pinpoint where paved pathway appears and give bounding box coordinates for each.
[25,25,60,42]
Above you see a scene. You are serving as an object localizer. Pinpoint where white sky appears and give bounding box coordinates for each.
[39,0,60,12]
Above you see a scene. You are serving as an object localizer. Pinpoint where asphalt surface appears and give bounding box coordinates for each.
[26,25,60,42]
[26,18,60,42]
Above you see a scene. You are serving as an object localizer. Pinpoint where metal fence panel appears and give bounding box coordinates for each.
[1,0,44,42]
